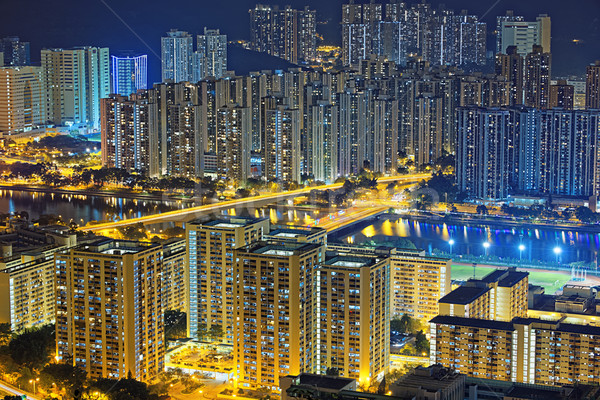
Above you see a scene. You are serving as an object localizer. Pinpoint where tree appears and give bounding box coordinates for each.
[325,367,339,377]
[39,363,87,395]
[575,206,596,223]
[0,322,11,346]
[391,315,420,334]
[118,223,147,240]
[415,331,429,355]
[400,343,416,355]
[476,205,488,215]
[88,378,155,400]
[162,227,185,238]
[235,188,251,198]
[164,311,186,340]
[208,324,224,341]
[413,194,433,211]
[196,323,209,341]
[8,324,55,369]
[386,182,397,195]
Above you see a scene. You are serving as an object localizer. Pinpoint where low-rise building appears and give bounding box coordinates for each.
[390,364,465,400]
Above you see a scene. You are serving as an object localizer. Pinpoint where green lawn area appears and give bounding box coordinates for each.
[451,264,571,294]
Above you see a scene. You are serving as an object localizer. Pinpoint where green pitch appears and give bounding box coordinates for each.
[451,264,571,294]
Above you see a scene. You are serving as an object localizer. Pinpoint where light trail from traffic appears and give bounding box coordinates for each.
[84,174,428,232]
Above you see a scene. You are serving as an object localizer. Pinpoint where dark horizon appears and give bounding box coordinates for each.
[2,0,598,82]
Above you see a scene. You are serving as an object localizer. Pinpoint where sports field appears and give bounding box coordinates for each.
[451,264,572,294]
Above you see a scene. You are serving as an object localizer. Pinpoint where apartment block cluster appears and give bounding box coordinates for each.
[0,36,149,136]
[0,215,452,389]
[188,216,451,391]
[341,1,486,67]
[249,5,317,64]
[161,28,227,83]
[430,267,600,387]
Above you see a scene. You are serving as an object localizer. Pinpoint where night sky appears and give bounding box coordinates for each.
[2,0,599,83]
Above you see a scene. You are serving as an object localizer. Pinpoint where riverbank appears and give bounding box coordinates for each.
[0,184,198,202]
[393,211,600,234]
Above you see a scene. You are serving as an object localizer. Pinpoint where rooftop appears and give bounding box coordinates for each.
[267,226,325,237]
[76,239,160,255]
[481,268,528,287]
[438,285,489,305]
[430,315,514,331]
[393,365,464,392]
[322,254,380,269]
[191,215,268,228]
[240,241,322,257]
[289,373,355,391]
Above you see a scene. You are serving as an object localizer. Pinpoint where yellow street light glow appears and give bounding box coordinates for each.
[84,174,428,233]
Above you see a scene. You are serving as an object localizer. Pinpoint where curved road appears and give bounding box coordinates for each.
[84,174,428,233]
[0,381,39,400]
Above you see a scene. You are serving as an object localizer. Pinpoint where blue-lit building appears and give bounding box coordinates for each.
[111,54,147,96]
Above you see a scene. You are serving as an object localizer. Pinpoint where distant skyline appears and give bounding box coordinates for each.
[2,0,598,82]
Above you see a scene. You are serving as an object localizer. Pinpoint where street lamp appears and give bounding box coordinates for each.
[553,246,562,264]
[483,241,490,257]
[448,239,455,254]
[518,244,525,261]
[29,378,39,394]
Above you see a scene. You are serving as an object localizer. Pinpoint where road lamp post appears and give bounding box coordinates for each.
[518,244,525,262]
[483,241,490,258]
[449,239,455,254]
[553,246,562,264]
[29,378,39,394]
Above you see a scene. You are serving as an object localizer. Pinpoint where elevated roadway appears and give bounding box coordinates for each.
[84,174,428,233]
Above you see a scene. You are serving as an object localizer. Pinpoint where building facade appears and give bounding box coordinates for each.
[233,241,324,391]
[196,28,227,79]
[186,216,269,343]
[161,30,194,83]
[312,254,390,384]
[111,54,148,96]
[55,240,164,382]
[0,37,30,66]
[0,66,46,134]
[41,47,110,130]
[249,5,317,64]
[499,15,551,56]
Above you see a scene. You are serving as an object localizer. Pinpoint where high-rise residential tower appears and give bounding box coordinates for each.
[524,45,551,109]
[0,37,30,66]
[186,216,269,343]
[55,240,164,382]
[496,46,524,105]
[499,14,551,56]
[311,254,390,384]
[549,80,574,110]
[456,107,512,200]
[233,241,324,391]
[196,28,227,79]
[111,54,147,96]
[0,66,46,134]
[161,30,194,83]
[41,47,110,130]
[586,60,600,110]
[249,4,317,64]
[100,93,155,175]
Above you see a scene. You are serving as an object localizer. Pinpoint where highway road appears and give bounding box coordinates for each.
[0,381,39,400]
[85,174,428,233]
[315,206,389,232]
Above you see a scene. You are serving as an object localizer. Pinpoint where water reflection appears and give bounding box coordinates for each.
[333,215,600,264]
[0,189,193,223]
